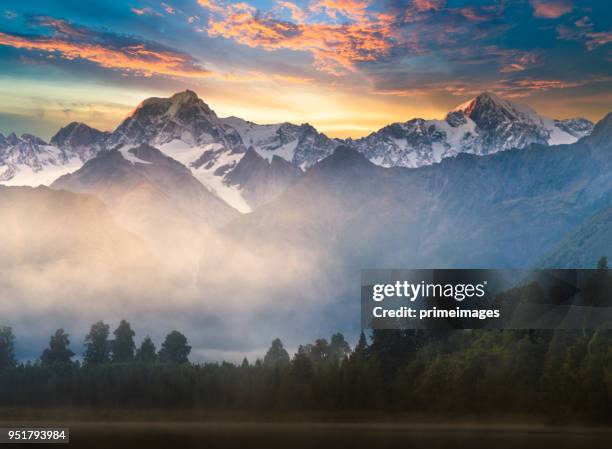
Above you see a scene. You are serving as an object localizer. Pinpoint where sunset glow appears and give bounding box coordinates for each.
[0,0,610,139]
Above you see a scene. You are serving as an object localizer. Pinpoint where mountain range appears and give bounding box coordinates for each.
[0,90,594,212]
[1,89,610,355]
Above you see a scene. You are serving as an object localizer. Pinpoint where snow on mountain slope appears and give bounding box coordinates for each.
[349,92,594,168]
[452,91,588,148]
[0,90,598,212]
[158,139,251,212]
[50,122,109,160]
[110,92,336,210]
[218,117,339,168]
[219,118,299,162]
[118,145,153,165]
[0,133,82,185]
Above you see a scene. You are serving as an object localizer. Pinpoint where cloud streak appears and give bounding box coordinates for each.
[0,16,211,78]
[557,16,612,50]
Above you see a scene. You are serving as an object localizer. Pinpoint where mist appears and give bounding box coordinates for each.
[0,185,352,362]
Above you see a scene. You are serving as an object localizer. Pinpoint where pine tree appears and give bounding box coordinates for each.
[329,333,351,362]
[353,331,369,359]
[84,321,110,365]
[310,338,330,363]
[292,349,313,380]
[41,329,75,366]
[263,338,290,366]
[111,320,136,363]
[0,326,16,370]
[135,336,157,363]
[158,331,191,364]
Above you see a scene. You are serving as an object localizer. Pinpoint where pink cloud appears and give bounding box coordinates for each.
[413,0,445,12]
[201,0,398,75]
[529,0,572,19]
[0,17,211,79]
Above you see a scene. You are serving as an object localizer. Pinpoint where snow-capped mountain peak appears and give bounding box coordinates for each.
[50,122,109,160]
[110,89,240,150]
[0,89,600,213]
[350,91,595,168]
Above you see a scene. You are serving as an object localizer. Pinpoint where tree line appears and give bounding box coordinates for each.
[0,258,609,420]
[0,320,190,369]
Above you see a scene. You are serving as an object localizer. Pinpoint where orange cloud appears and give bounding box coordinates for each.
[202,0,397,75]
[583,31,612,50]
[529,0,572,19]
[198,0,224,14]
[499,52,538,73]
[0,22,211,79]
[513,79,580,90]
[373,74,604,100]
[413,0,445,12]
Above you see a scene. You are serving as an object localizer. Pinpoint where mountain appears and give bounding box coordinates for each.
[0,133,83,186]
[109,91,339,211]
[52,143,238,227]
[52,144,240,270]
[540,205,612,268]
[0,90,597,211]
[348,92,594,168]
[220,117,340,169]
[225,113,612,273]
[49,122,109,160]
[218,148,302,208]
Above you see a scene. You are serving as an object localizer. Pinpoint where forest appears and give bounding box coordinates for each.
[0,260,610,422]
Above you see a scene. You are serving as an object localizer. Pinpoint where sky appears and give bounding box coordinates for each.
[0,0,610,139]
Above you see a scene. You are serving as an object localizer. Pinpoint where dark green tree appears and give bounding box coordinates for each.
[292,347,314,380]
[112,320,136,363]
[263,338,290,366]
[41,329,74,366]
[158,331,191,364]
[135,336,157,363]
[0,326,16,370]
[329,333,351,362]
[310,338,330,362]
[84,321,110,365]
[353,331,369,359]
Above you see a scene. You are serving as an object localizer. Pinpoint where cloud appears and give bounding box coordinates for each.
[200,0,398,75]
[161,3,175,15]
[310,0,371,20]
[371,74,609,100]
[131,7,163,17]
[529,0,572,19]
[557,17,612,50]
[0,16,211,79]
[499,51,539,73]
[275,1,307,23]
